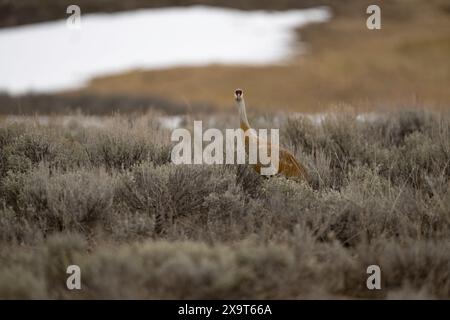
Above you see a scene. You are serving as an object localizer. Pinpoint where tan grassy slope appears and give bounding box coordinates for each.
[76,0,450,113]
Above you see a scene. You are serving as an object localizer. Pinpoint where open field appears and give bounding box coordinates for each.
[1,0,449,115]
[1,109,449,299]
[1,0,449,301]
[76,0,450,113]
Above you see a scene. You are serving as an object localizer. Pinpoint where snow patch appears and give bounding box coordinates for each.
[0,6,331,94]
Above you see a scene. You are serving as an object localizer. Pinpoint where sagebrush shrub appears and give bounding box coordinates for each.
[0,109,449,299]
[2,166,114,233]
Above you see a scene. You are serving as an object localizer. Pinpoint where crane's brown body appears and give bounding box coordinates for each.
[235,89,309,182]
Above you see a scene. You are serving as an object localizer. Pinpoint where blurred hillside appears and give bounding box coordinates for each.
[78,0,450,113]
[0,0,407,28]
[1,0,449,115]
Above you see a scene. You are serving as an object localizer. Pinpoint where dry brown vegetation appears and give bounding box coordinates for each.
[1,0,449,300]
[2,1,449,116]
[1,109,449,299]
[74,0,450,113]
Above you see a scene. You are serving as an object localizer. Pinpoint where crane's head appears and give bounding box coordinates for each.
[234,88,243,102]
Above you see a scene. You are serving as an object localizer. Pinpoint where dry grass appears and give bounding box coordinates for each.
[71,0,450,113]
[1,1,448,116]
[1,0,449,300]
[0,109,449,299]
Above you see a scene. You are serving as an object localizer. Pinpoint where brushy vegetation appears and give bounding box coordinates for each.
[0,109,449,299]
[0,93,212,116]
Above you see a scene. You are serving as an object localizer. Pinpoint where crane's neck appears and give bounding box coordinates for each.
[237,98,251,131]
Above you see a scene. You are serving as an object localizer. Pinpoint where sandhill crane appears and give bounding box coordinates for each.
[234,88,309,182]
